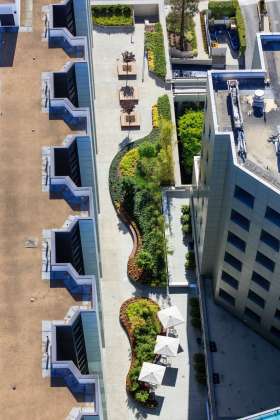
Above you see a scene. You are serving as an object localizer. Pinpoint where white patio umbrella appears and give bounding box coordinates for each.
[138,362,166,385]
[157,305,184,329]
[154,335,180,357]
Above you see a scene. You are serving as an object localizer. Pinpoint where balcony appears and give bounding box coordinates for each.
[43,307,102,410]
[43,217,98,298]
[45,0,91,58]
[43,62,91,131]
[43,135,95,214]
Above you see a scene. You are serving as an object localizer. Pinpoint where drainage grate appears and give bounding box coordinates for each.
[24,238,38,248]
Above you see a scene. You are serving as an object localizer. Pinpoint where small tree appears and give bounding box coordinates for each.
[169,0,199,50]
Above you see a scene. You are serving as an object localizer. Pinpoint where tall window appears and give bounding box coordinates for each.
[260,230,280,252]
[221,271,239,290]
[265,206,280,227]
[251,271,270,291]
[227,231,246,252]
[234,186,255,208]
[256,251,275,272]
[248,289,265,308]
[219,288,235,306]
[230,209,250,231]
[224,251,242,271]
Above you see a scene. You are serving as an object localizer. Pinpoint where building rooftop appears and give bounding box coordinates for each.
[211,34,280,190]
[0,0,89,418]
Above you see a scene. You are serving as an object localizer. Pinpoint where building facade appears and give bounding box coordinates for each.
[193,33,280,348]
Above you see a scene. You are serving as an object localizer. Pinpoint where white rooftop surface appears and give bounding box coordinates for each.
[164,189,195,286]
[204,281,280,419]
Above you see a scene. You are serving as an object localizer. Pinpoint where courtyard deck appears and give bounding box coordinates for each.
[93,21,205,420]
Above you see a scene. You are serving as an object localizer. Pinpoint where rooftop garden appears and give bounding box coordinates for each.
[109,95,173,287]
[208,0,246,55]
[145,23,167,80]
[177,106,204,183]
[166,0,199,55]
[92,5,133,26]
[120,297,162,406]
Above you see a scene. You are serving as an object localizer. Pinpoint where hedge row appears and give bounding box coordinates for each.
[145,23,166,80]
[92,5,133,26]
[234,0,246,56]
[208,1,236,18]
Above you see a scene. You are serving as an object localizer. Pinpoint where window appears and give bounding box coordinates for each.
[251,271,270,291]
[260,230,280,252]
[219,288,235,306]
[234,186,255,208]
[271,326,280,338]
[244,307,261,323]
[248,289,265,308]
[256,251,275,272]
[265,206,280,227]
[227,231,246,252]
[274,309,280,320]
[224,251,242,271]
[221,271,239,290]
[230,209,250,231]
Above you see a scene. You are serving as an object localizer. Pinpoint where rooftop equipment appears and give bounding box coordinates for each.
[227,79,247,161]
[253,89,265,110]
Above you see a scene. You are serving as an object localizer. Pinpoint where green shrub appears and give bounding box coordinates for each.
[135,390,150,403]
[208,1,236,18]
[234,0,246,55]
[178,110,204,178]
[92,5,133,26]
[181,204,190,215]
[120,148,139,177]
[138,142,157,158]
[145,23,166,79]
[157,95,171,121]
[125,299,161,401]
[185,250,196,270]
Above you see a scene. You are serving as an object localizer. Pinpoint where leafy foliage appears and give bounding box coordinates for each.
[125,299,161,402]
[185,250,196,270]
[109,97,173,287]
[167,0,198,51]
[157,95,171,121]
[120,148,139,177]
[181,204,192,236]
[189,297,201,330]
[145,23,166,79]
[92,5,133,26]
[208,1,236,18]
[178,110,204,179]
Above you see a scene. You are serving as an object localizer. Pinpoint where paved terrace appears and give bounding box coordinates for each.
[93,22,206,420]
[0,1,84,419]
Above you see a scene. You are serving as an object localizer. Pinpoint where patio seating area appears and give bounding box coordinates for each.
[118,50,140,130]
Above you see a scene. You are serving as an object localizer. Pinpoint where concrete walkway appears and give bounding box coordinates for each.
[163,189,195,287]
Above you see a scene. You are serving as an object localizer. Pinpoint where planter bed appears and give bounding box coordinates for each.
[120,297,164,406]
[109,96,173,287]
[92,5,134,27]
